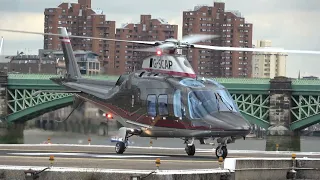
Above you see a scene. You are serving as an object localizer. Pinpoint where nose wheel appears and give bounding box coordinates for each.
[215,145,228,159]
[115,141,127,154]
[185,144,196,156]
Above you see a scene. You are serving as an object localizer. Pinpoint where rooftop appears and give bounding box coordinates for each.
[157,18,169,24]
[92,8,103,15]
[188,2,246,19]
[229,10,243,18]
[194,4,208,11]
[119,17,171,29]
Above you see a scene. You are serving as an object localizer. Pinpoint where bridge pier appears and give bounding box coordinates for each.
[266,131,300,151]
[265,77,300,151]
[0,72,24,143]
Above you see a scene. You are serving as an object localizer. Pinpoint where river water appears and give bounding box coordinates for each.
[23,128,320,152]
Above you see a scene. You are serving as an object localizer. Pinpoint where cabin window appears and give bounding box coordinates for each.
[173,90,182,117]
[147,95,157,117]
[158,95,168,116]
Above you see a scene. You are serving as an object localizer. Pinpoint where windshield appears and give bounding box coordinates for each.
[188,89,239,119]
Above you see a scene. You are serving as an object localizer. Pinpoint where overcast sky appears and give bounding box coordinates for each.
[0,0,319,78]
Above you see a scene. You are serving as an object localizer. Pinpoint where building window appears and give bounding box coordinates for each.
[147,95,157,117]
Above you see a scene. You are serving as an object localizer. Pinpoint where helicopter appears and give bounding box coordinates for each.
[1,27,320,159]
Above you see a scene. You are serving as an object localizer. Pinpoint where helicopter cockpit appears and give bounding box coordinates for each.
[187,89,239,119]
[173,78,242,122]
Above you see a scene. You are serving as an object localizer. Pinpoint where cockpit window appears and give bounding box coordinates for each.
[216,89,239,112]
[188,90,238,119]
[173,90,182,117]
[158,95,168,116]
[188,90,218,119]
[173,90,186,117]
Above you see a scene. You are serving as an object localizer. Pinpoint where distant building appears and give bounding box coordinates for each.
[252,40,287,78]
[114,15,178,75]
[182,2,253,77]
[44,0,115,74]
[0,55,15,73]
[302,76,318,80]
[2,49,100,75]
[9,54,56,74]
[39,49,101,75]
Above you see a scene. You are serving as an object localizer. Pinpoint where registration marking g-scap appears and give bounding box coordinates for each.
[150,58,173,70]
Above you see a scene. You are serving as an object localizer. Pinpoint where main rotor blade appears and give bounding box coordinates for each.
[181,34,219,44]
[193,44,320,55]
[0,28,157,46]
[135,43,176,52]
[157,43,176,49]
[133,47,158,52]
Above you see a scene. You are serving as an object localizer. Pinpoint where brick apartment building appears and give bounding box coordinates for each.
[44,0,115,74]
[114,15,178,75]
[44,1,178,75]
[44,1,252,77]
[182,2,253,77]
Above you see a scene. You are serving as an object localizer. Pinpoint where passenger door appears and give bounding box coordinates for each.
[146,94,157,117]
[158,94,169,117]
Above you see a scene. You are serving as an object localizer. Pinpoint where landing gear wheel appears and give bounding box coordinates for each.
[115,142,126,154]
[215,145,228,159]
[185,144,196,156]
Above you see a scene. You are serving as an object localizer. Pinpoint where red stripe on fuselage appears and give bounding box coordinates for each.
[142,68,196,78]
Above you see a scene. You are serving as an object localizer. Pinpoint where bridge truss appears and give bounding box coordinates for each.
[6,89,74,122]
[3,77,320,131]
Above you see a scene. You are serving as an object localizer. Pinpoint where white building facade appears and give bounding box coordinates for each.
[252,40,287,78]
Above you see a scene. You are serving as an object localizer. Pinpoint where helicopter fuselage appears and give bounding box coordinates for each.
[64,69,251,139]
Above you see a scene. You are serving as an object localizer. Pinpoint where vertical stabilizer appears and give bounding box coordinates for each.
[0,37,3,55]
[58,27,82,79]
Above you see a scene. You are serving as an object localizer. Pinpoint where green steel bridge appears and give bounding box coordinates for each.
[4,73,320,132]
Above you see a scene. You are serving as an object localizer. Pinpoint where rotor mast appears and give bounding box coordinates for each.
[167,47,183,55]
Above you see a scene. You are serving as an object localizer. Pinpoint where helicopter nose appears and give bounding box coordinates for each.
[241,121,252,131]
[233,116,252,131]
[210,112,252,132]
[229,118,252,131]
